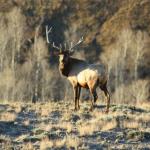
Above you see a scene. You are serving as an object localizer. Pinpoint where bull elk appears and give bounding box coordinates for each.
[46,26,110,112]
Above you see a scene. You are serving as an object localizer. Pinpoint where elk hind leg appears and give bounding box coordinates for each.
[100,83,110,113]
[93,90,98,103]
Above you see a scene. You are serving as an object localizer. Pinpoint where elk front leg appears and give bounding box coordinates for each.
[89,89,96,111]
[73,86,78,111]
[77,86,81,110]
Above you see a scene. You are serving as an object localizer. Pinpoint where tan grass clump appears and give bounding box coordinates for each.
[54,138,66,148]
[0,112,17,122]
[61,111,72,121]
[53,136,80,149]
[101,120,117,131]
[78,123,99,136]
[66,136,80,149]
[34,102,53,117]
[23,119,30,126]
[58,122,73,133]
[22,142,34,150]
[136,102,150,110]
[123,121,140,129]
[136,114,150,122]
[40,137,53,150]
[40,108,50,117]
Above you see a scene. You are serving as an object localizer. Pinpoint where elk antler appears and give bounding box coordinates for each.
[45,26,52,43]
[46,26,83,54]
[69,36,84,52]
[46,26,62,53]
[52,42,60,50]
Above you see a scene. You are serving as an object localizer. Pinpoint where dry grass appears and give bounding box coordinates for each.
[22,119,30,126]
[41,124,52,132]
[39,121,73,133]
[8,102,22,113]
[123,121,140,129]
[136,102,150,110]
[54,138,66,148]
[22,142,35,150]
[40,108,50,117]
[78,122,99,136]
[137,114,150,122]
[52,136,80,149]
[61,111,72,121]
[40,137,53,150]
[65,136,80,149]
[31,102,55,117]
[101,120,117,131]
[59,122,73,133]
[0,112,17,122]
[0,102,150,149]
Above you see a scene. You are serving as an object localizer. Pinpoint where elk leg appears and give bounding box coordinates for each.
[73,86,78,111]
[93,91,98,103]
[77,86,81,110]
[100,83,110,113]
[104,88,110,113]
[89,89,96,111]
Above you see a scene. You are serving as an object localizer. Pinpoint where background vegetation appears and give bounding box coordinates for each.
[0,0,149,104]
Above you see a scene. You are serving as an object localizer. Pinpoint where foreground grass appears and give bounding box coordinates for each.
[0,101,150,149]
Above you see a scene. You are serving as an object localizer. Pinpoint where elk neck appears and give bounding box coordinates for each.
[59,57,87,77]
[59,59,71,77]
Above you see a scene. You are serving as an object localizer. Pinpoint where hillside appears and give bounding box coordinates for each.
[0,102,150,149]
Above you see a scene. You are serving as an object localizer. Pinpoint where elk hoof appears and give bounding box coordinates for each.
[74,108,78,111]
[78,105,80,110]
[105,110,109,114]
[94,99,97,103]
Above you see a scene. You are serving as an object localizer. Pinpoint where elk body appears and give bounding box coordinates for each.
[58,52,110,112]
[46,27,110,112]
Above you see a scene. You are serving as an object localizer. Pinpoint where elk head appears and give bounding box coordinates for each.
[45,26,83,69]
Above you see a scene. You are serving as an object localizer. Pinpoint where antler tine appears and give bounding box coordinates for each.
[69,36,84,51]
[60,44,63,53]
[46,26,52,44]
[70,42,73,51]
[52,42,61,50]
[64,42,67,51]
[46,26,83,54]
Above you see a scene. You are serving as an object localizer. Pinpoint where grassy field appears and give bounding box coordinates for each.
[0,101,150,149]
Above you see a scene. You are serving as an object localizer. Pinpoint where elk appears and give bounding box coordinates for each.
[46,27,110,112]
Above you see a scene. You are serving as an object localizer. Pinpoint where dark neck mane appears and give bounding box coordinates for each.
[59,67,69,77]
[59,57,86,77]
